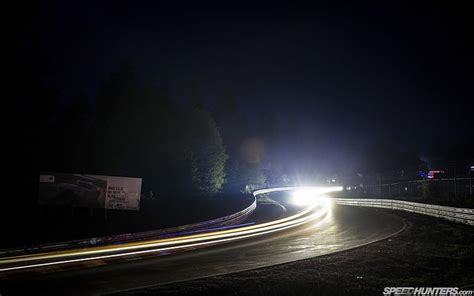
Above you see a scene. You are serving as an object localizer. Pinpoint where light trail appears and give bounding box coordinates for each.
[0,186,342,272]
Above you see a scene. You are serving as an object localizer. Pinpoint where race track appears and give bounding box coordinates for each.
[0,190,405,295]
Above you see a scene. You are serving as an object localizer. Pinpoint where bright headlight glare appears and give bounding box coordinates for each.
[292,190,317,206]
[291,186,341,206]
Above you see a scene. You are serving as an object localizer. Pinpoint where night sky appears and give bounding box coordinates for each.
[22,1,474,159]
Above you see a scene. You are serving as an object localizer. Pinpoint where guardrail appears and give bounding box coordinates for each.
[1,188,332,272]
[336,198,474,226]
[0,196,257,258]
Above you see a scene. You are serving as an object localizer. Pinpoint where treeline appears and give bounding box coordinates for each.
[19,63,455,203]
[31,64,268,198]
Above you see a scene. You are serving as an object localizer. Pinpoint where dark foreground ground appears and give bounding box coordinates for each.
[120,208,474,296]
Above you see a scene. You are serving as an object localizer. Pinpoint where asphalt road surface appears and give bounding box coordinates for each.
[0,194,405,295]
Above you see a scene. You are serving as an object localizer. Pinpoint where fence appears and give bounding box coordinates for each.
[336,198,474,226]
[344,177,473,201]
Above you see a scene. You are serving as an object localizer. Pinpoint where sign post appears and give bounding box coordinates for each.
[38,172,142,212]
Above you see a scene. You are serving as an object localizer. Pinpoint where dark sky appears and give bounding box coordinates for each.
[27,1,473,158]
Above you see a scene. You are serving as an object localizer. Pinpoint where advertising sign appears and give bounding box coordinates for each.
[39,173,142,210]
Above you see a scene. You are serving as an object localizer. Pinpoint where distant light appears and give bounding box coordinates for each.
[471,165,474,172]
[346,186,351,191]
[292,191,332,209]
[291,186,342,206]
[427,170,444,179]
[405,187,408,191]
[292,190,317,206]
[331,179,336,183]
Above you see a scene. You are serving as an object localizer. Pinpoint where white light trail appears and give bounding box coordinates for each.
[0,186,342,272]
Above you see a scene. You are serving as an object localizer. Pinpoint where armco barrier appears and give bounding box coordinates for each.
[0,196,256,257]
[336,198,474,226]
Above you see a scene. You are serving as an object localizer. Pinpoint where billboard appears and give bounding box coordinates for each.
[39,173,142,210]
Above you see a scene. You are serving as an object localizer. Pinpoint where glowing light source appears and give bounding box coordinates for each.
[427,170,444,179]
[291,186,342,206]
[292,190,318,206]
